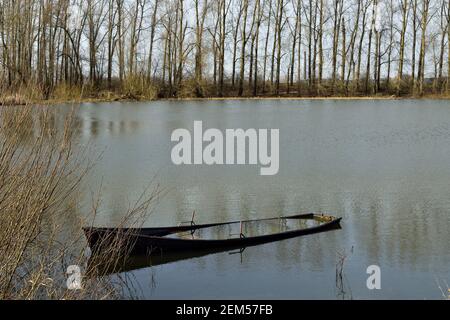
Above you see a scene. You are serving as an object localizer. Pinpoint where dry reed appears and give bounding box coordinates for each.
[0,101,160,299]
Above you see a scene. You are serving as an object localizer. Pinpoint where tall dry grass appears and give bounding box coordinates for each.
[0,102,159,299]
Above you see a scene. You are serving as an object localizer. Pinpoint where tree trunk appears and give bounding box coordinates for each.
[238,0,249,96]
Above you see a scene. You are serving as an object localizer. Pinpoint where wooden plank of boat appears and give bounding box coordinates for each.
[84,213,341,255]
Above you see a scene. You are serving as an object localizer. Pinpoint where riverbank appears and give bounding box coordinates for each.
[163,94,450,101]
[2,91,450,107]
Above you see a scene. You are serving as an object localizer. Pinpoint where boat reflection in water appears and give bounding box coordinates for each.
[86,213,342,276]
[91,246,251,276]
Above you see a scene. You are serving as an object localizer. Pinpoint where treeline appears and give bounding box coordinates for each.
[0,0,449,101]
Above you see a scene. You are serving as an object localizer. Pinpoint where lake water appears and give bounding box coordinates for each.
[69,99,450,299]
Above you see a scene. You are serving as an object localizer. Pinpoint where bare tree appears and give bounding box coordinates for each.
[417,0,431,95]
[0,0,447,99]
[397,0,410,93]
[147,0,159,81]
[238,0,249,96]
[194,0,208,96]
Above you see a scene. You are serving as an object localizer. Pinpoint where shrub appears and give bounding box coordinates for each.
[121,75,159,100]
[0,105,158,299]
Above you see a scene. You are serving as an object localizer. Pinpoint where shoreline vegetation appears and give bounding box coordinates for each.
[0,0,449,107]
[1,82,449,107]
[0,106,159,299]
[2,94,449,107]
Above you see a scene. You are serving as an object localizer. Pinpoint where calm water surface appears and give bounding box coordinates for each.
[67,99,450,299]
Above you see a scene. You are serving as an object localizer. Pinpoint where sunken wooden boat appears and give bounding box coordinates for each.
[83,213,341,255]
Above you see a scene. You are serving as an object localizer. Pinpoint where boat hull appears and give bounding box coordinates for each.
[84,215,342,255]
[135,218,341,254]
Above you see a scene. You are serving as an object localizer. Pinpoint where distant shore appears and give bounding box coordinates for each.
[47,94,450,105]
[1,92,449,107]
[162,94,450,101]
